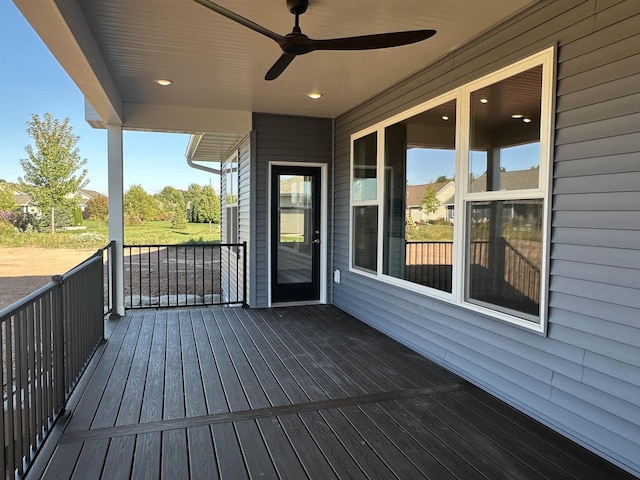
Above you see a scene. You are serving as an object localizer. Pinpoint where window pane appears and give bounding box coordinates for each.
[467,199,543,319]
[352,132,378,202]
[278,175,311,244]
[226,160,238,204]
[469,65,542,192]
[383,99,456,292]
[353,205,378,272]
[277,175,313,284]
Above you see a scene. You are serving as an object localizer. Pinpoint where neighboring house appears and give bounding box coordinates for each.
[75,189,103,212]
[406,181,454,223]
[8,186,104,215]
[17,0,640,476]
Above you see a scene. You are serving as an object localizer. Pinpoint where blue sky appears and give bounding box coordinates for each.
[0,0,218,195]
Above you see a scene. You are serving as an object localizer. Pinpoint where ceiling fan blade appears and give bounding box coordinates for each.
[192,0,284,43]
[265,54,296,81]
[309,30,436,51]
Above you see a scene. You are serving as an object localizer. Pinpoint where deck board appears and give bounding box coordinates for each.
[32,305,637,480]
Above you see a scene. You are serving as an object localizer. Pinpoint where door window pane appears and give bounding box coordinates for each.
[469,65,542,192]
[467,199,543,319]
[352,205,378,272]
[277,175,313,283]
[352,132,378,202]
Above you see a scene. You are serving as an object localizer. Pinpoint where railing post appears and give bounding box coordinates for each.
[242,241,248,308]
[51,275,66,414]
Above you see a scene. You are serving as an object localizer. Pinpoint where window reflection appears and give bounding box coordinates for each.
[469,65,542,192]
[383,99,457,293]
[467,199,543,318]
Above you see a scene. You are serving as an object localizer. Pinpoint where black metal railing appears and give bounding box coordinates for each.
[405,241,453,292]
[0,249,105,479]
[405,240,540,304]
[123,242,247,309]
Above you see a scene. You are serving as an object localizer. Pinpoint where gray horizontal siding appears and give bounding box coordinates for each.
[252,113,333,307]
[332,0,640,476]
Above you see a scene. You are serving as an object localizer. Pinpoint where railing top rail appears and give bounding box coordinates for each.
[123,242,240,248]
[1,242,112,320]
[405,240,454,244]
[61,251,103,281]
[0,280,59,320]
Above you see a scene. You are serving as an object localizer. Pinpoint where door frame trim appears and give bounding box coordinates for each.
[267,162,328,307]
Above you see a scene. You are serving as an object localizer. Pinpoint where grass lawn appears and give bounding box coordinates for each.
[83,219,221,245]
[0,220,221,249]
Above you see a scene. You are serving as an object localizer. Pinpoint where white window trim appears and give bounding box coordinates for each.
[223,149,239,247]
[348,46,555,333]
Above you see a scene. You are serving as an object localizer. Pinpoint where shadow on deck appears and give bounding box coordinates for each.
[28,305,633,479]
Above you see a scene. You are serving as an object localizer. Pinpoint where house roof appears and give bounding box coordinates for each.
[469,168,539,192]
[13,0,535,162]
[406,182,449,207]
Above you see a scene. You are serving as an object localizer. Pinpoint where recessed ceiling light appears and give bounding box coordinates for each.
[442,116,449,121]
[511,114,524,119]
[523,118,532,123]
[480,98,488,104]
[155,79,173,86]
[307,92,322,99]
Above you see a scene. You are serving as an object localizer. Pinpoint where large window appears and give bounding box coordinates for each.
[224,152,238,246]
[349,48,553,330]
[383,99,457,293]
[351,132,378,272]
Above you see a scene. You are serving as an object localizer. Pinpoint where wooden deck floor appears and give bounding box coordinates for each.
[29,305,633,479]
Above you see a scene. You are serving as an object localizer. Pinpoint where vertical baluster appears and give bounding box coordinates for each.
[42,295,52,429]
[201,245,205,305]
[243,242,248,306]
[15,310,26,471]
[235,245,239,303]
[0,316,6,477]
[3,318,15,477]
[210,244,222,303]
[26,304,36,460]
[166,247,171,307]
[147,247,151,306]
[157,247,161,306]
[227,244,231,303]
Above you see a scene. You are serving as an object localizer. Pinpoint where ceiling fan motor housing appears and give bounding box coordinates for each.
[287,0,308,15]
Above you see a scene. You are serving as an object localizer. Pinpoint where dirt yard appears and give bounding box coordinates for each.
[0,247,96,310]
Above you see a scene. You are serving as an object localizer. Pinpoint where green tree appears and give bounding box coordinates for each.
[124,184,159,224]
[191,184,220,231]
[434,175,453,183]
[155,186,187,226]
[420,185,440,216]
[0,182,17,211]
[18,113,88,232]
[85,193,109,227]
[184,183,203,222]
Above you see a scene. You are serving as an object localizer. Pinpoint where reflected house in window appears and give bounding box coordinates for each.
[406,181,455,224]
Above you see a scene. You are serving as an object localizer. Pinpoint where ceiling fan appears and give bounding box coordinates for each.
[192,0,437,80]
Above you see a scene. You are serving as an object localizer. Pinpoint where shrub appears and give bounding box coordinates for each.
[0,210,15,224]
[69,231,106,247]
[125,214,143,226]
[73,205,83,226]
[40,207,74,229]
[11,212,41,232]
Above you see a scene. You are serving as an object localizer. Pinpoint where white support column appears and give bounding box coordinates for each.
[107,124,125,316]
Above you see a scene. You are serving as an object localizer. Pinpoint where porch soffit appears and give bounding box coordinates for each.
[15,0,537,161]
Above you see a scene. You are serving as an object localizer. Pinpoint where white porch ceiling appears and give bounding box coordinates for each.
[15,0,536,161]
